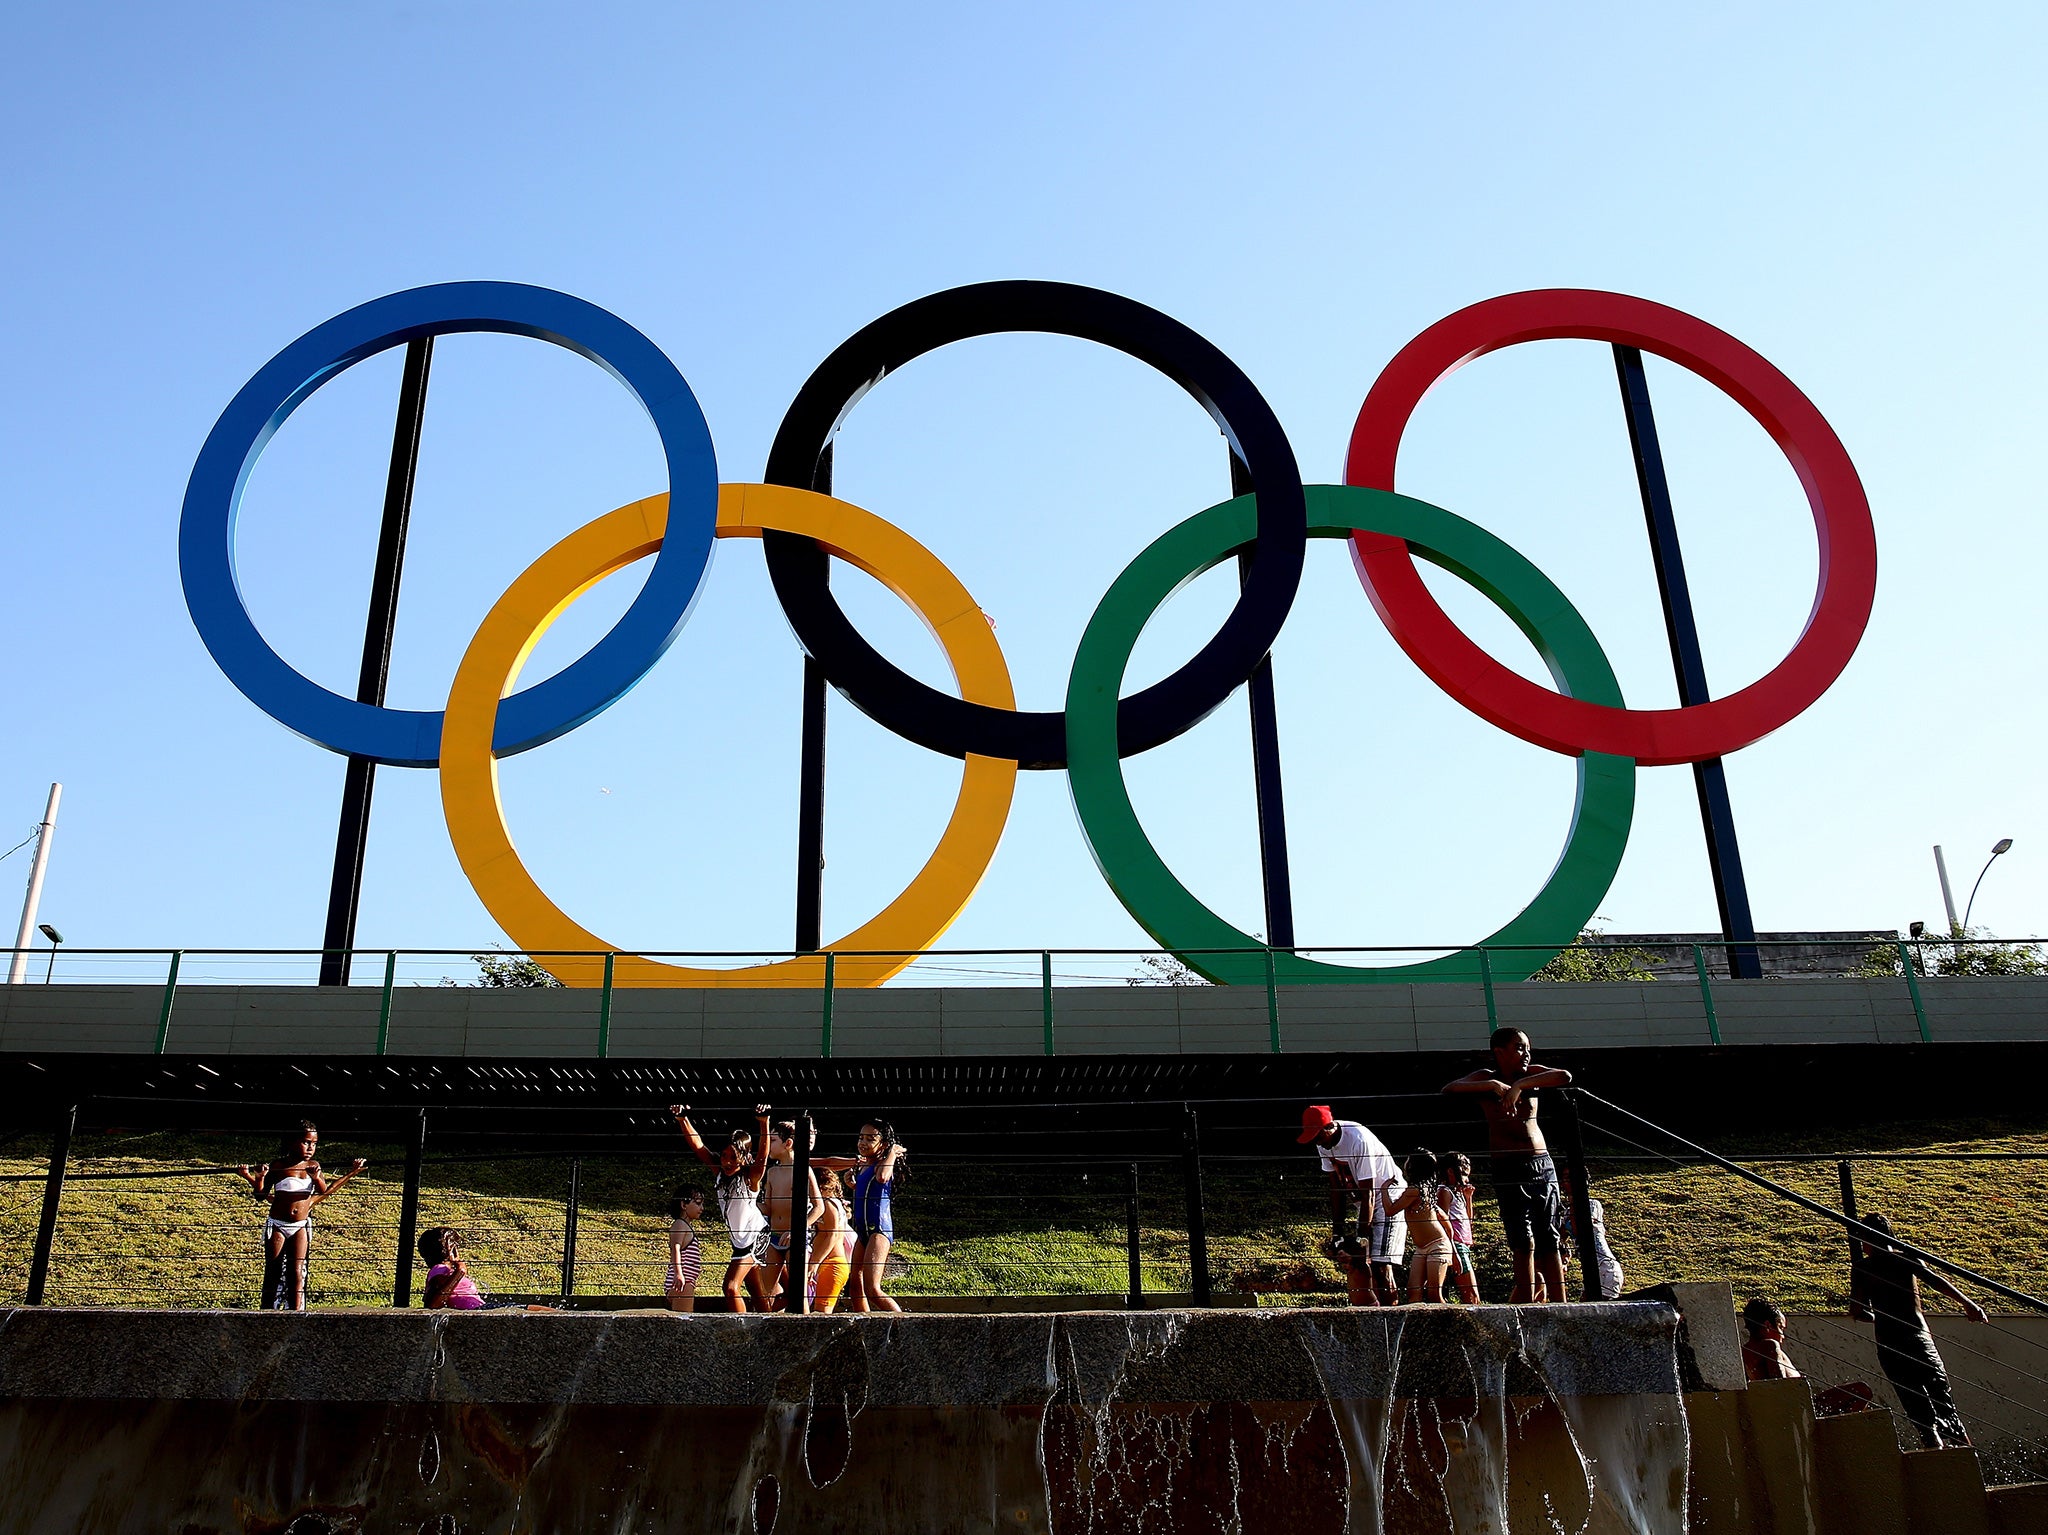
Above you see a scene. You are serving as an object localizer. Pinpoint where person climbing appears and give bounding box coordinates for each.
[1298,1104,1405,1307]
[1558,1166,1624,1300]
[1850,1212,1986,1448]
[670,1103,772,1312]
[235,1119,369,1311]
[1443,1029,1572,1303]
[1742,1298,1801,1382]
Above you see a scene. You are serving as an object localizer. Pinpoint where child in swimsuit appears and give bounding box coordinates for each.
[236,1119,368,1311]
[1436,1151,1482,1304]
[666,1187,706,1312]
[419,1227,485,1310]
[1383,1148,1456,1303]
[671,1103,772,1312]
[815,1117,906,1313]
[808,1170,854,1313]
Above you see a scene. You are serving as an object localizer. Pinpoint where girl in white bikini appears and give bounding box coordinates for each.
[236,1120,367,1311]
[1383,1147,1455,1303]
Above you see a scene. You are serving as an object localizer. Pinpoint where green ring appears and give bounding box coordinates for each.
[1064,484,1637,986]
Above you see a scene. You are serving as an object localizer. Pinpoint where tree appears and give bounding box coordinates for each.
[1531,929,1662,982]
[1126,953,1209,986]
[1850,925,2048,979]
[471,952,564,988]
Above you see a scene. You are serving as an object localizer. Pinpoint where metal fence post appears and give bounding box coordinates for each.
[1125,1162,1145,1310]
[790,1111,812,1314]
[1181,1105,1211,1307]
[1837,1159,1859,1269]
[1898,943,1932,1042]
[1479,946,1498,1033]
[1264,947,1281,1054]
[1691,944,1722,1045]
[24,1103,76,1305]
[1041,951,1054,1056]
[597,951,616,1058]
[1554,1090,1602,1301]
[560,1157,581,1301]
[392,1109,427,1307]
[820,952,835,1059]
[153,951,182,1054]
[377,950,397,1056]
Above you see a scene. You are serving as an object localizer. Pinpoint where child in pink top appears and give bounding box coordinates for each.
[419,1228,486,1310]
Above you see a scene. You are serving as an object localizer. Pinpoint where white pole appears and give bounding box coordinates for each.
[1933,844,1960,934]
[7,783,61,986]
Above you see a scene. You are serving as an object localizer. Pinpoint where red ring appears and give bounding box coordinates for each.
[1345,289,1875,766]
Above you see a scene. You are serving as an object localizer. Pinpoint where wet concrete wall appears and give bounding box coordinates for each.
[0,1304,1688,1534]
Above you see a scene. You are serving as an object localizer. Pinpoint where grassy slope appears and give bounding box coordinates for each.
[1,1118,2042,1312]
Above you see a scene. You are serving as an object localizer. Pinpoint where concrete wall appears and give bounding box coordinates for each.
[0,974,2042,1058]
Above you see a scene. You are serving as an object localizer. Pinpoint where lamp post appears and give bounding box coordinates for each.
[37,924,62,985]
[1962,839,2015,934]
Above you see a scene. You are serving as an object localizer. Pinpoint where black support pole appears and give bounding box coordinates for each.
[1611,345,1762,980]
[392,1108,427,1306]
[790,1112,812,1314]
[1554,1090,1602,1301]
[321,336,434,987]
[1181,1105,1211,1307]
[24,1103,76,1305]
[1231,452,1295,950]
[793,446,834,954]
[1125,1161,1145,1310]
[560,1156,582,1300]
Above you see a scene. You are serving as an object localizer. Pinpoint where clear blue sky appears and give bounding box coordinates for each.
[3,2,2043,975]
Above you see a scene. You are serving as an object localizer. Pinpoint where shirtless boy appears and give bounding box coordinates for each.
[758,1119,823,1310]
[1444,1028,1573,1303]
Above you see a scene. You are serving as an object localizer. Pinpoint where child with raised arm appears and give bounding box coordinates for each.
[1436,1151,1482,1304]
[1383,1149,1456,1303]
[816,1118,907,1313]
[670,1103,772,1312]
[758,1119,823,1310]
[235,1119,369,1311]
[1443,1029,1574,1303]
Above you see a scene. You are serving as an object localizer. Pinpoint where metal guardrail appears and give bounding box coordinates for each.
[2,937,2046,1057]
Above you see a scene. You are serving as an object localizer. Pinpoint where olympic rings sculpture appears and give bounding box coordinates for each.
[181,281,1875,989]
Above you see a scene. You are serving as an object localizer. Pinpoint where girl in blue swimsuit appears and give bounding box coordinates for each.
[820,1118,907,1313]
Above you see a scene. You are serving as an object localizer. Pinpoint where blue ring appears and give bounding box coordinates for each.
[179,281,719,767]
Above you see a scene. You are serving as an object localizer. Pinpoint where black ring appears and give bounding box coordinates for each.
[762,281,1308,769]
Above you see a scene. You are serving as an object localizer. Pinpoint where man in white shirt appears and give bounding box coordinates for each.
[1299,1104,1407,1306]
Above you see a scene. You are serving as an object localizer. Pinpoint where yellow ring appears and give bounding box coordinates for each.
[440,484,1017,988]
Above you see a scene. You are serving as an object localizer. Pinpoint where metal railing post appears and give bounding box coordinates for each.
[820,952,835,1059]
[153,951,182,1054]
[1692,944,1722,1045]
[24,1103,76,1305]
[790,1111,812,1314]
[1181,1105,1211,1307]
[1041,951,1054,1056]
[1264,947,1281,1054]
[1125,1162,1145,1310]
[1898,942,1932,1042]
[1554,1090,1602,1301]
[597,951,616,1058]
[392,1109,427,1306]
[1479,946,1498,1033]
[560,1157,581,1301]
[376,950,397,1056]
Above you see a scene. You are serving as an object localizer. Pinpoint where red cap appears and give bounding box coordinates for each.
[1298,1104,1336,1144]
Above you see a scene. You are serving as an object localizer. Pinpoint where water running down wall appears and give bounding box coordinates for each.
[0,1304,1688,1534]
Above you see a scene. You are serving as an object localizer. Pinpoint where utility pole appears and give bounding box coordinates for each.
[8,784,62,987]
[1933,845,1960,932]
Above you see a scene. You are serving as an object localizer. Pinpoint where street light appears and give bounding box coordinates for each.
[36,924,62,985]
[1962,839,2015,934]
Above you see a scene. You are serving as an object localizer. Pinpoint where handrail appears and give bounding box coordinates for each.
[1577,1088,2048,1315]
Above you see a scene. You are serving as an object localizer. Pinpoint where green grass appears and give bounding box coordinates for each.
[1,1117,2042,1312]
